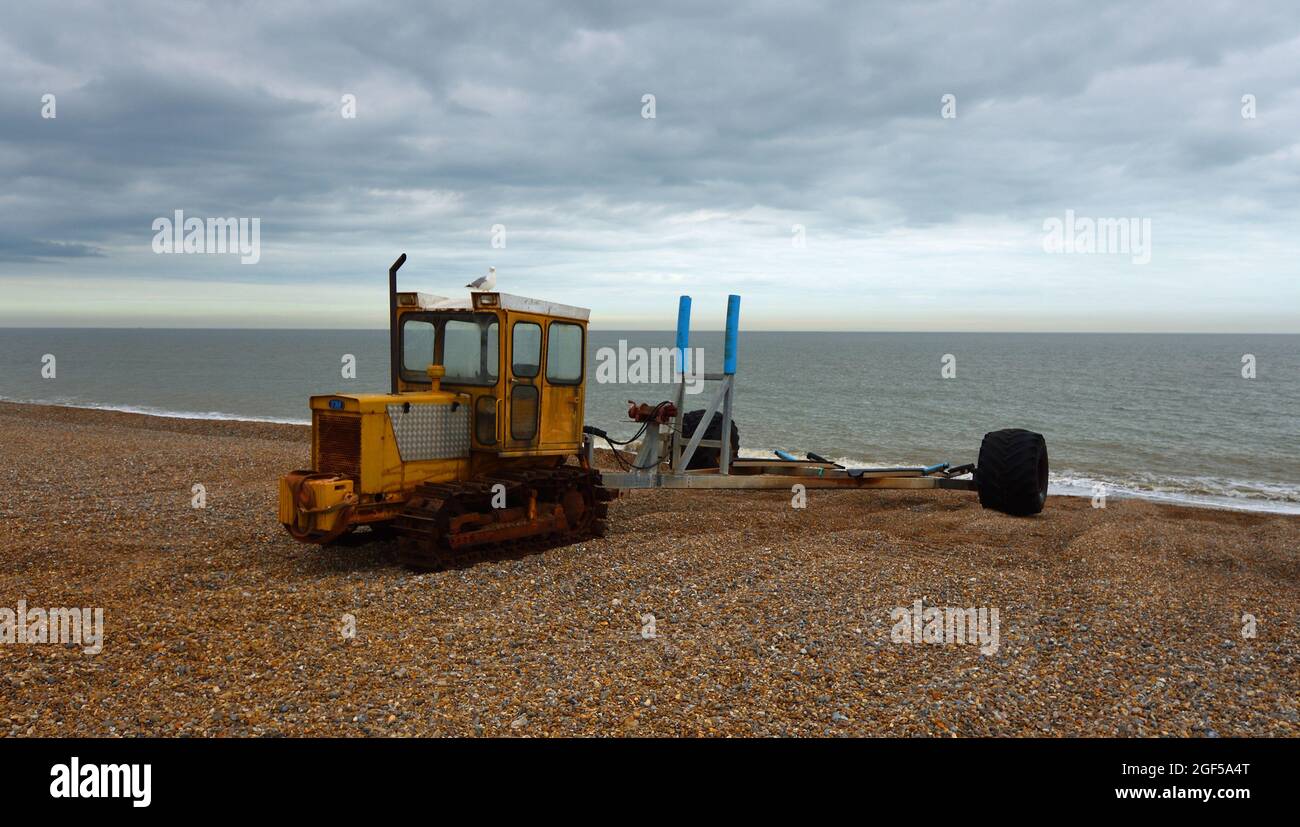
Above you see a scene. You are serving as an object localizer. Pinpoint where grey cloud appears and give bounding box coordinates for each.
[0,0,1297,326]
[0,236,104,262]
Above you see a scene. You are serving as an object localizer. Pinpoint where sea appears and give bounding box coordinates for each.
[1,329,1297,514]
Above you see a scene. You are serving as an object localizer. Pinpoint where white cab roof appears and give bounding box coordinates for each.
[423,291,590,321]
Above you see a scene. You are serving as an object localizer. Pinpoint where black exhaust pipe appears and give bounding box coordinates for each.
[388,253,407,394]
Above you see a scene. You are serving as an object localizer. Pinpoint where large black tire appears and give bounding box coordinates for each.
[680,409,740,470]
[976,429,1048,516]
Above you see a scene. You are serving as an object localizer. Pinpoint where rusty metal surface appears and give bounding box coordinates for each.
[316,413,361,479]
[393,467,611,570]
[282,470,357,544]
[627,400,677,424]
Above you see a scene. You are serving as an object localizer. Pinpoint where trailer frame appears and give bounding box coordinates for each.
[592,294,979,494]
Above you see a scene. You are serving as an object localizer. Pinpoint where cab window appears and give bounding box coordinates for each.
[400,314,498,385]
[512,322,542,378]
[444,318,499,384]
[401,320,435,375]
[546,322,584,384]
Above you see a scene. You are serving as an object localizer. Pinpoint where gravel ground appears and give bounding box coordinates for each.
[0,400,1296,737]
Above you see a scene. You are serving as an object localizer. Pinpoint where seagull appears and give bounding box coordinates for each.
[466,266,496,291]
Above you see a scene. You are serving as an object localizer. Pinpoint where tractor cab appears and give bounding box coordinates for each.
[391,290,589,456]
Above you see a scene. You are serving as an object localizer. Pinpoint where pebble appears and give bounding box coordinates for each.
[1,401,1296,737]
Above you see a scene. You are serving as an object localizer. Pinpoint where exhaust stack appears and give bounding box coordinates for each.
[388,253,407,394]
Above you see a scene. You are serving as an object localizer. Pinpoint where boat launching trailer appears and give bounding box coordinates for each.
[589,295,1049,517]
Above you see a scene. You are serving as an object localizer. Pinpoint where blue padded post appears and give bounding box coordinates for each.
[675,296,691,373]
[723,294,741,375]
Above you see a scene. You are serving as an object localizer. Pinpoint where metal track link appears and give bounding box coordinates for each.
[394,467,612,570]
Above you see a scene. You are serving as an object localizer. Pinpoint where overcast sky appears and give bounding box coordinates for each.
[2,0,1298,331]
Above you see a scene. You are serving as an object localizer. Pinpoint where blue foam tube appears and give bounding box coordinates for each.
[675,296,691,373]
[723,294,741,374]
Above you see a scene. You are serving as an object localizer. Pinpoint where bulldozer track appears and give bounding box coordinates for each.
[394,467,613,570]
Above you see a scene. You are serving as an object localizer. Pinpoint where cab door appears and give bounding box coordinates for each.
[540,319,585,448]
[505,315,544,451]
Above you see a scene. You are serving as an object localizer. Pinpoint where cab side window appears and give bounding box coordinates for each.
[401,319,435,374]
[512,322,541,378]
[546,322,584,384]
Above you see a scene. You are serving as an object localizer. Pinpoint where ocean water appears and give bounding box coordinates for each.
[1,328,1297,513]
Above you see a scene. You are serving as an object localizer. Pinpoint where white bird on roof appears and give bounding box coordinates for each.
[466,266,496,291]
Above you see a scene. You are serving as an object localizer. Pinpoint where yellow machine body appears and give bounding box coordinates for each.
[278,288,591,543]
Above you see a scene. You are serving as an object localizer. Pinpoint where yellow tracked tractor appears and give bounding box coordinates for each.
[278,254,613,569]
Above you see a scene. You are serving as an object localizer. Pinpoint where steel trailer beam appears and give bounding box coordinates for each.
[600,470,977,491]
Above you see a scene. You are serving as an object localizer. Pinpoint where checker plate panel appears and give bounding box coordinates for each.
[386,403,470,461]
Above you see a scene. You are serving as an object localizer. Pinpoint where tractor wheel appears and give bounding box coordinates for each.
[976,429,1048,516]
[680,409,740,470]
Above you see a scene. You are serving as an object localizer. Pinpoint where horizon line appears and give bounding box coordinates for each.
[2,326,1298,335]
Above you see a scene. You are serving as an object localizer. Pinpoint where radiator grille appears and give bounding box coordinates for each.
[316,413,361,479]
